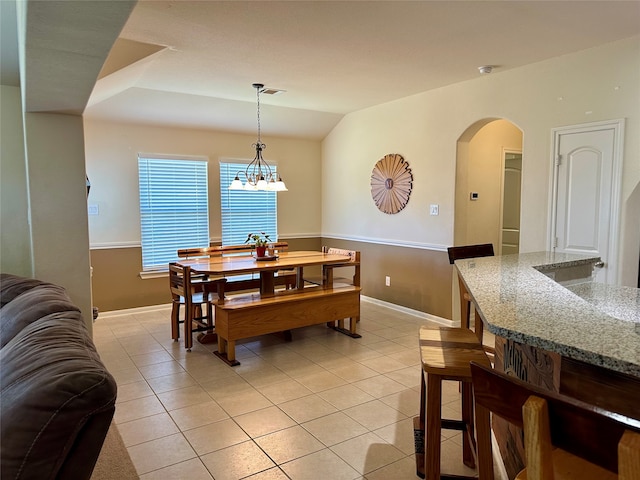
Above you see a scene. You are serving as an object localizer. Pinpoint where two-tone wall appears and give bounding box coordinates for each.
[85,36,640,320]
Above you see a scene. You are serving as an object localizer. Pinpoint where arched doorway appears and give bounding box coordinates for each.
[454,119,523,254]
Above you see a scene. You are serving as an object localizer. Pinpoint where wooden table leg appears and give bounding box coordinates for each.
[426,372,442,480]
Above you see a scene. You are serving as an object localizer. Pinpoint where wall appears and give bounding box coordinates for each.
[86,36,640,317]
[23,112,93,328]
[0,86,93,328]
[84,120,322,311]
[322,36,640,305]
[0,85,31,276]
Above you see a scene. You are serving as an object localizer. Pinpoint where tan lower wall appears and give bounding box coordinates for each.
[90,237,452,319]
[320,239,452,320]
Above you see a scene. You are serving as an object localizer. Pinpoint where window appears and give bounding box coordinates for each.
[219,160,277,245]
[138,154,209,271]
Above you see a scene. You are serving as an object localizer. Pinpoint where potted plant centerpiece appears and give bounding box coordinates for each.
[245,232,271,258]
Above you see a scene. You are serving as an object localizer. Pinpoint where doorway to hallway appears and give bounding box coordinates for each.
[454,119,523,255]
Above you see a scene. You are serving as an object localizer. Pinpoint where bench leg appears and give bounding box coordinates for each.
[329,317,362,338]
[214,337,241,366]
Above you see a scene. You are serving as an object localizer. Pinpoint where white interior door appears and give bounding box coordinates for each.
[551,120,624,284]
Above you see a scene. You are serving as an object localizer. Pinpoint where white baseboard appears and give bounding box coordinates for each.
[98,303,171,318]
[98,296,454,326]
[361,295,454,327]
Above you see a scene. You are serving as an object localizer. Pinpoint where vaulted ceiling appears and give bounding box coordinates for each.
[4,1,640,140]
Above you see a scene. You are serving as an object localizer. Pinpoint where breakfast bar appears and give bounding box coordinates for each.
[453,252,640,477]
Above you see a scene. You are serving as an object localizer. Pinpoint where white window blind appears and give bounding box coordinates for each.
[138,155,210,271]
[219,160,277,245]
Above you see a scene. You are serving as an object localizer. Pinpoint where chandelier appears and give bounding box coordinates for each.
[228,83,288,191]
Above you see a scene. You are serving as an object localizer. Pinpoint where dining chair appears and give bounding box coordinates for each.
[169,263,226,351]
[304,246,361,288]
[447,243,494,354]
[470,361,640,480]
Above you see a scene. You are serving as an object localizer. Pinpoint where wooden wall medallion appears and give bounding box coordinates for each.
[370,153,413,214]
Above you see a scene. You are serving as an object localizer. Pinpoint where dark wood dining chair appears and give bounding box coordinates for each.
[470,361,640,480]
[447,243,494,354]
[169,263,226,351]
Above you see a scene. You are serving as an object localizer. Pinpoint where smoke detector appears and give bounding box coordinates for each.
[478,65,493,75]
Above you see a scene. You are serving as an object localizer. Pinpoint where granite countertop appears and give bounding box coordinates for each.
[455,252,640,377]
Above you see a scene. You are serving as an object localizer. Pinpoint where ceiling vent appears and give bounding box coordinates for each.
[259,87,286,95]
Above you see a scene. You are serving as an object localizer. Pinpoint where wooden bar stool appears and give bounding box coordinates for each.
[470,361,640,480]
[447,244,495,358]
[417,313,492,480]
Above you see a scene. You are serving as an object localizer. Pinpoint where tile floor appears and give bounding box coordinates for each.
[94,300,486,479]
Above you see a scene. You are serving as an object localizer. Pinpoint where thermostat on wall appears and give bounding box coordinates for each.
[470,192,479,201]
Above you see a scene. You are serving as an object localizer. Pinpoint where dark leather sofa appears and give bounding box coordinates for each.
[0,273,117,480]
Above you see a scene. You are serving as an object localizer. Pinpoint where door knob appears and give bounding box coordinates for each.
[594,261,605,268]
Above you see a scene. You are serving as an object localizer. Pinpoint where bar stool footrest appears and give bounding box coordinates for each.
[441,418,467,431]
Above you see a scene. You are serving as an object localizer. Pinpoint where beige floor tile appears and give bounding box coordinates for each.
[238,364,291,388]
[295,370,348,393]
[128,432,197,475]
[97,302,470,479]
[216,388,273,416]
[131,350,175,367]
[343,399,407,430]
[379,388,420,417]
[200,440,276,480]
[364,340,407,356]
[386,348,421,366]
[115,380,155,404]
[254,425,325,464]
[317,384,375,410]
[199,375,254,401]
[257,379,314,404]
[183,418,250,455]
[373,417,416,455]
[157,385,213,411]
[364,455,418,480]
[118,412,179,446]
[280,448,360,480]
[275,360,326,379]
[330,362,379,383]
[139,361,188,381]
[233,405,296,438]
[331,431,405,475]
[114,395,167,424]
[301,412,369,446]
[359,355,408,374]
[384,366,421,388]
[278,393,338,423]
[439,437,477,476]
[109,366,146,386]
[244,467,290,480]
[139,457,214,479]
[169,400,229,431]
[352,375,406,398]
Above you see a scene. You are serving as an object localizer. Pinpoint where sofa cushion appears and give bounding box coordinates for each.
[0,284,79,348]
[0,312,117,480]
[0,273,47,307]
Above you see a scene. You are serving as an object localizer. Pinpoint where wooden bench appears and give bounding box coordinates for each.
[213,285,361,365]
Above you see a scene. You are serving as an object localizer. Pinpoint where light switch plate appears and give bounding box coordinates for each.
[429,204,439,215]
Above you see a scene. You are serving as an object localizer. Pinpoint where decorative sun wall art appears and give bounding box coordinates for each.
[370,153,413,214]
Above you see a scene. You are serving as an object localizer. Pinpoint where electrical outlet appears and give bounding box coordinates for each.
[88,204,99,215]
[385,276,391,286]
[429,204,439,216]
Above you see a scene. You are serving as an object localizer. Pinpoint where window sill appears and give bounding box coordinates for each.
[139,270,168,280]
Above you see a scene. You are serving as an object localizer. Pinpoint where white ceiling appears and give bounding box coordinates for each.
[5,1,640,140]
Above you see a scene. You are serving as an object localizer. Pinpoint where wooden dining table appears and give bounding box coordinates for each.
[176,250,361,363]
[176,250,353,296]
